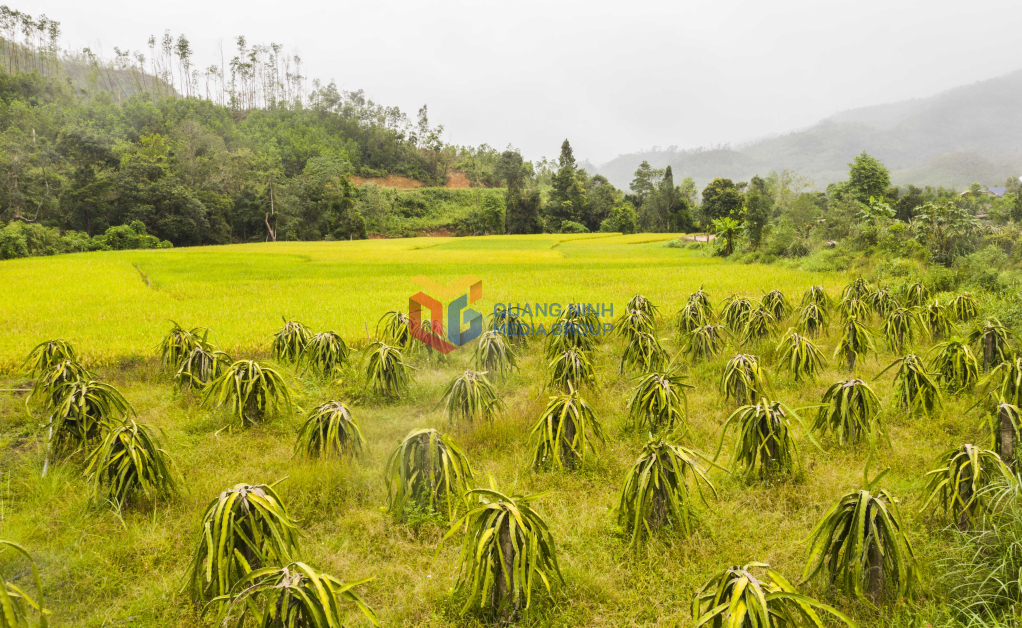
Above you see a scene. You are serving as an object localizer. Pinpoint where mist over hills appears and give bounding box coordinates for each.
[596,69,1022,192]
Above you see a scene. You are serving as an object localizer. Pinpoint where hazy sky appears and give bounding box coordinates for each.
[27,0,1022,164]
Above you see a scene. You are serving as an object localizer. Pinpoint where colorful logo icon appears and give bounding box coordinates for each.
[408,275,483,354]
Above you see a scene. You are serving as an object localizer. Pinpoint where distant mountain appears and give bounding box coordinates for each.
[597,70,1022,193]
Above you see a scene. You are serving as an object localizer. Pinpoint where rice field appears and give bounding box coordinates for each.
[2,235,983,627]
[0,234,844,371]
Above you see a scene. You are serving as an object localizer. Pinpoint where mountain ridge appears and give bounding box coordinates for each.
[597,69,1022,192]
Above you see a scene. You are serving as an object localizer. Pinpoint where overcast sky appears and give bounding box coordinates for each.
[27,0,1022,164]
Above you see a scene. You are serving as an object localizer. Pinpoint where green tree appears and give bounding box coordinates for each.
[630,160,662,206]
[742,175,773,246]
[496,150,542,234]
[847,152,891,204]
[547,139,589,230]
[700,177,744,221]
[600,202,638,234]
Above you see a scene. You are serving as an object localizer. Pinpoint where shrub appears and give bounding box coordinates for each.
[761,290,790,320]
[184,482,300,602]
[158,322,211,371]
[968,319,1014,371]
[796,303,829,337]
[687,286,713,319]
[693,563,856,628]
[905,281,930,307]
[474,330,517,376]
[384,428,474,522]
[377,310,412,348]
[775,329,825,381]
[719,295,753,331]
[559,220,589,234]
[300,331,350,377]
[881,307,924,354]
[868,286,899,318]
[627,294,660,319]
[0,539,47,627]
[878,354,943,414]
[490,306,530,346]
[800,285,830,309]
[835,315,876,370]
[614,308,655,341]
[175,345,231,389]
[46,378,134,456]
[444,486,562,617]
[617,437,717,545]
[22,338,78,377]
[929,339,980,393]
[923,444,1012,530]
[362,341,410,397]
[620,331,669,373]
[924,299,954,341]
[548,348,596,391]
[271,319,312,364]
[742,304,777,344]
[295,401,366,459]
[675,301,708,334]
[203,360,293,425]
[951,293,980,322]
[720,354,766,405]
[803,484,921,603]
[439,371,503,425]
[628,368,693,433]
[209,562,379,627]
[683,324,725,360]
[813,379,883,445]
[531,389,605,470]
[716,399,805,479]
[85,420,177,507]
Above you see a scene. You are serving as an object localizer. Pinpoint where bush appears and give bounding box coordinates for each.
[600,202,638,234]
[559,220,589,234]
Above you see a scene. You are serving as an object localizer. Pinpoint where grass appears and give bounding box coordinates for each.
[0,235,988,627]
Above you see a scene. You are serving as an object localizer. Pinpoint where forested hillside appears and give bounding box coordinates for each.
[598,70,1022,190]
